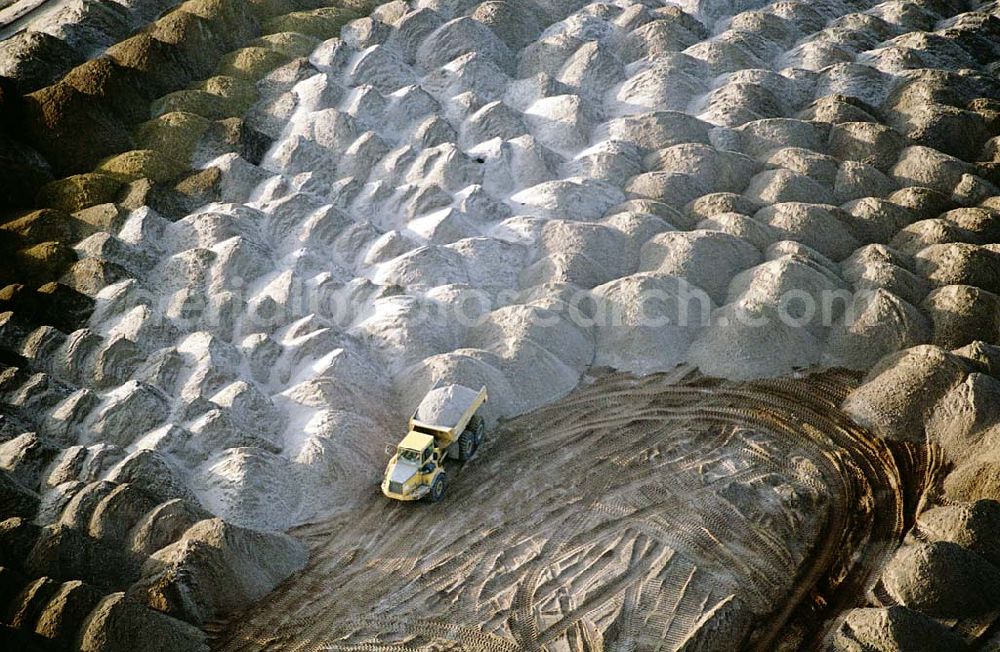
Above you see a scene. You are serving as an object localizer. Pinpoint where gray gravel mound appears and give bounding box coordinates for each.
[916,500,1000,568]
[830,605,969,652]
[822,288,930,369]
[639,229,761,304]
[920,284,1000,350]
[129,517,306,624]
[842,344,971,441]
[880,541,1000,618]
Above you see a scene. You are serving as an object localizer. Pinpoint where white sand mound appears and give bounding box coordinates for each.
[838,197,916,244]
[601,210,675,247]
[916,499,1000,569]
[920,284,1000,350]
[417,17,515,75]
[645,143,760,195]
[891,145,996,201]
[697,212,778,251]
[745,168,836,205]
[591,273,713,375]
[841,244,929,305]
[520,219,636,289]
[615,62,706,113]
[914,243,1000,295]
[374,245,468,290]
[924,373,1000,462]
[465,303,594,413]
[685,192,762,223]
[131,517,307,624]
[889,218,982,256]
[688,302,825,380]
[766,147,840,188]
[952,341,1000,377]
[290,408,386,516]
[510,177,626,219]
[191,447,303,531]
[639,229,762,303]
[822,288,931,369]
[753,202,860,261]
[569,140,642,186]
[828,121,907,172]
[724,255,848,336]
[599,111,711,154]
[735,118,828,159]
[353,294,469,372]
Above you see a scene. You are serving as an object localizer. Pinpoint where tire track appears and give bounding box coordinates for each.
[212,369,926,652]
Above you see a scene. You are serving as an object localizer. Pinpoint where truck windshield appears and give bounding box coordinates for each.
[398,448,421,464]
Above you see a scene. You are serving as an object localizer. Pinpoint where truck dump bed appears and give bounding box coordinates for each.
[410,384,487,448]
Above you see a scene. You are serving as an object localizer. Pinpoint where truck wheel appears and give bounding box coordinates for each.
[470,414,485,445]
[428,473,447,502]
[458,426,478,461]
[458,417,483,462]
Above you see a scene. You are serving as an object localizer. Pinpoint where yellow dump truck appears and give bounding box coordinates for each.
[381,384,487,502]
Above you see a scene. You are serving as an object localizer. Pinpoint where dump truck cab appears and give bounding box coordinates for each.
[384,432,442,501]
[382,384,487,502]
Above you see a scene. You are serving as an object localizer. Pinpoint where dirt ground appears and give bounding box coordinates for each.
[211,368,926,652]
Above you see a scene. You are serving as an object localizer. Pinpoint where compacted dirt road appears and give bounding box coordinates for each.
[212,368,928,652]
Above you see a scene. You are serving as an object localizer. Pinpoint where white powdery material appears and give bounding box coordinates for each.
[52,0,988,533]
[414,383,481,427]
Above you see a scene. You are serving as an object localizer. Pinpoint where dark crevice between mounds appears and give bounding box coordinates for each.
[772,437,948,651]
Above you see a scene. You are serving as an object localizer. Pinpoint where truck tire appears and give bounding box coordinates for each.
[458,428,477,461]
[459,414,485,461]
[428,473,447,502]
[469,414,485,445]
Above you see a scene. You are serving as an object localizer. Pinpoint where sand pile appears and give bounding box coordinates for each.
[832,338,1000,648]
[3,0,1000,645]
[3,0,1000,532]
[413,383,479,426]
[129,517,306,624]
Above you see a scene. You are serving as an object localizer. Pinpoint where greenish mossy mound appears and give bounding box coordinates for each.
[1,209,74,245]
[148,10,226,80]
[175,167,222,198]
[178,0,263,50]
[263,7,360,40]
[199,76,258,109]
[146,167,223,219]
[61,58,159,125]
[246,0,300,21]
[134,112,213,165]
[15,242,77,287]
[106,34,198,97]
[96,150,189,184]
[0,282,94,331]
[152,76,257,120]
[0,31,84,94]
[61,258,130,296]
[252,32,320,58]
[22,83,134,176]
[0,134,53,209]
[37,173,124,214]
[195,118,272,165]
[151,90,231,120]
[72,204,125,235]
[36,282,96,331]
[215,47,291,81]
